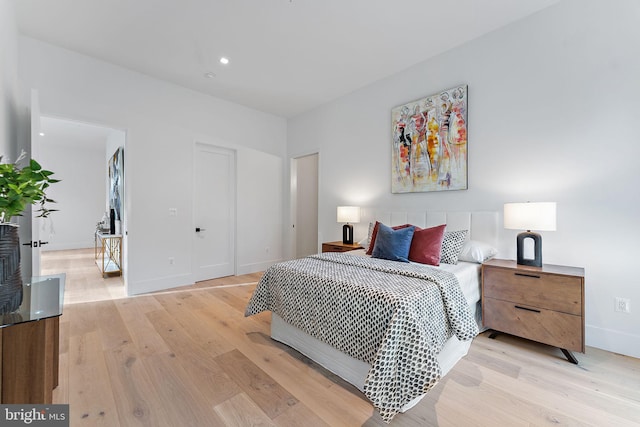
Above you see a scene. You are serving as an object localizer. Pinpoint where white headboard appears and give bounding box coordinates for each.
[363,210,499,248]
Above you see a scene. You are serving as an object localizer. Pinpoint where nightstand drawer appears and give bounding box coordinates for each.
[483,297,584,352]
[323,244,349,252]
[483,267,582,315]
[321,242,363,253]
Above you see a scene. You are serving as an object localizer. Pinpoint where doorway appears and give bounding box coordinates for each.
[193,142,236,281]
[292,153,319,258]
[36,115,127,303]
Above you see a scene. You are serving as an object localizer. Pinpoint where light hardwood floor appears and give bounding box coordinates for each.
[44,250,640,426]
[41,248,126,304]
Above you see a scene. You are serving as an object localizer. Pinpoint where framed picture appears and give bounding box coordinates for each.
[391,85,468,193]
[109,147,124,221]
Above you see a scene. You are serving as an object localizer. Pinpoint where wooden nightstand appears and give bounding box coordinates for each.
[322,241,363,253]
[482,259,585,364]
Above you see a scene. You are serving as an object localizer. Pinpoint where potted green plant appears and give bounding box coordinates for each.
[0,151,59,314]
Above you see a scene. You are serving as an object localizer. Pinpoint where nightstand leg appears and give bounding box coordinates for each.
[487,331,579,364]
[561,349,579,365]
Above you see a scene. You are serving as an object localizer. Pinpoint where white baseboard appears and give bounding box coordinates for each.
[128,260,279,296]
[127,273,194,296]
[237,258,283,275]
[586,324,640,359]
[42,242,94,251]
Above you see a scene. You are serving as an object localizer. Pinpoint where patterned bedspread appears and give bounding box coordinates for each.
[244,252,479,422]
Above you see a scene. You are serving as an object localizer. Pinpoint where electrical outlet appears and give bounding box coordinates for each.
[168,257,175,265]
[169,208,177,217]
[614,297,631,313]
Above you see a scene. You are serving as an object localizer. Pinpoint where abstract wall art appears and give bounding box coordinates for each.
[391,85,468,193]
[109,147,124,222]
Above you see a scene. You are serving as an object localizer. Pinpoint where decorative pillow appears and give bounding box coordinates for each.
[408,224,446,266]
[372,223,415,263]
[366,221,412,255]
[458,240,498,264]
[358,222,374,247]
[440,229,468,264]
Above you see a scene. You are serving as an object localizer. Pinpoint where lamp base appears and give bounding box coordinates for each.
[342,224,354,244]
[516,231,542,267]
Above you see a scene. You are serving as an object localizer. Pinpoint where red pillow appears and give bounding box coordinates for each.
[408,224,446,265]
[367,221,412,255]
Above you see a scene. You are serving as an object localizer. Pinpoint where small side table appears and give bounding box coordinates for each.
[95,231,123,277]
[322,241,363,253]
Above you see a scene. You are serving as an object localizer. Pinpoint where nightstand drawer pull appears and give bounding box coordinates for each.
[514,273,540,279]
[515,305,541,313]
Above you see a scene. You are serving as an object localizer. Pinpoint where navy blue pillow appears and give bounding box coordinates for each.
[371,223,415,263]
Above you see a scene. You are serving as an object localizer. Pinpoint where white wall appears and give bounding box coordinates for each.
[236,148,284,273]
[18,36,287,295]
[39,140,106,250]
[0,0,19,159]
[287,0,640,358]
[0,0,33,281]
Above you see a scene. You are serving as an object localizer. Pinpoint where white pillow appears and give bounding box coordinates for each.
[458,240,498,263]
[358,222,374,248]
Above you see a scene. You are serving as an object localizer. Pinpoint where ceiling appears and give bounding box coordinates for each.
[39,116,119,150]
[15,0,558,118]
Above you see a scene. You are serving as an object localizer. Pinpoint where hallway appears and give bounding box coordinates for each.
[41,248,125,305]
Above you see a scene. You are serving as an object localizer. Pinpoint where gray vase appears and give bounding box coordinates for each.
[0,224,23,315]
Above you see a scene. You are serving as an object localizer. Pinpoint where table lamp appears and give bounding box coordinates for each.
[337,206,360,244]
[504,202,556,267]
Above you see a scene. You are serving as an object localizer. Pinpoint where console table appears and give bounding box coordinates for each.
[0,274,65,403]
[95,231,122,277]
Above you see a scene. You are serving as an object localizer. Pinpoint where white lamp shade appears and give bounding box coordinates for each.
[337,206,361,223]
[504,202,556,231]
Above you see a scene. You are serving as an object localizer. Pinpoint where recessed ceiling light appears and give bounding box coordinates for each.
[204,72,216,79]
[39,132,45,136]
[219,57,229,65]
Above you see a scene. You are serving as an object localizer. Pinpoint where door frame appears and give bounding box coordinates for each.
[27,106,129,292]
[17,89,41,284]
[192,141,237,282]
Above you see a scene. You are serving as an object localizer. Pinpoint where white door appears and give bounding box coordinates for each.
[17,90,43,280]
[18,90,45,280]
[193,143,236,281]
[30,90,44,275]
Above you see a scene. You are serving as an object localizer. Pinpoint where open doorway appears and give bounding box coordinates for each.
[291,153,319,258]
[36,116,127,304]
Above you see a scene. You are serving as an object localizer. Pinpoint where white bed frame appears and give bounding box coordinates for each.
[272,210,499,412]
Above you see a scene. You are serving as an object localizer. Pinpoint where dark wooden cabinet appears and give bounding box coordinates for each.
[0,274,64,403]
[1,316,59,403]
[482,259,585,363]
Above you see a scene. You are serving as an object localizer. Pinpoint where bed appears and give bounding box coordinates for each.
[245,211,499,422]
